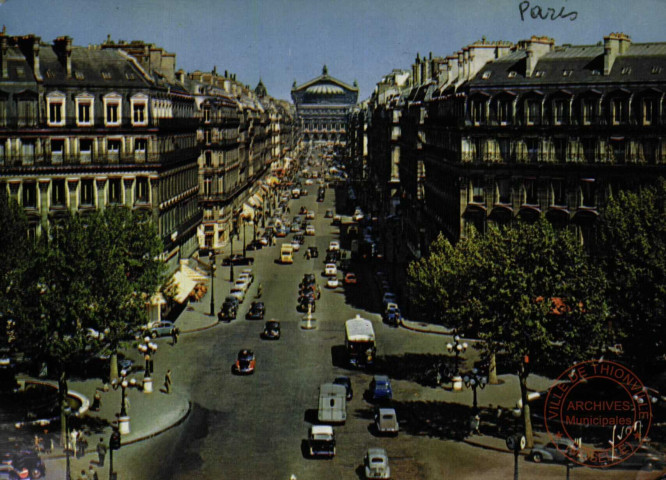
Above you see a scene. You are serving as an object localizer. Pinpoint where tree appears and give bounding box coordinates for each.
[84,207,164,380]
[408,219,609,447]
[596,179,666,372]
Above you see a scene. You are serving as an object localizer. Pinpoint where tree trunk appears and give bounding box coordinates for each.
[58,372,68,447]
[488,352,499,385]
[519,363,534,449]
[109,351,119,383]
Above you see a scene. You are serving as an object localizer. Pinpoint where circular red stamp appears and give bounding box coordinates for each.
[543,360,652,468]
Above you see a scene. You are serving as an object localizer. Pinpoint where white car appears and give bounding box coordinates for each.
[235,278,250,291]
[327,277,339,288]
[305,179,314,185]
[240,269,254,283]
[291,240,301,251]
[306,211,315,220]
[328,240,340,251]
[325,263,337,276]
[230,287,245,303]
[364,448,391,479]
[305,225,316,236]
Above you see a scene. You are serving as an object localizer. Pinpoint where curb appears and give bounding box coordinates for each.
[399,320,454,336]
[180,318,220,334]
[463,437,530,456]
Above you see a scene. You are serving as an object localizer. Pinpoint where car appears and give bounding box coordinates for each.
[383,303,401,327]
[300,274,316,289]
[259,235,270,246]
[382,292,398,308]
[300,285,321,300]
[327,277,339,289]
[308,425,336,458]
[240,269,254,284]
[290,239,301,251]
[245,301,265,320]
[325,209,334,218]
[275,227,288,238]
[298,296,316,313]
[221,254,255,266]
[149,320,175,338]
[332,214,341,225]
[234,279,250,293]
[325,251,341,264]
[306,211,315,220]
[218,302,237,322]
[317,194,325,202]
[246,239,264,251]
[261,320,281,340]
[299,206,308,214]
[0,464,21,480]
[232,349,256,374]
[307,246,319,258]
[324,263,337,277]
[369,375,393,402]
[0,449,46,480]
[364,448,391,479]
[305,178,314,185]
[529,438,584,464]
[344,272,357,284]
[305,225,316,236]
[293,234,305,245]
[224,295,240,309]
[374,407,399,435]
[603,443,666,469]
[333,376,353,400]
[230,287,246,303]
[329,240,340,251]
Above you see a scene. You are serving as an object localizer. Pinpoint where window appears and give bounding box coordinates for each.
[525,100,540,125]
[203,176,212,196]
[612,98,625,125]
[51,139,64,163]
[22,182,37,208]
[472,100,485,125]
[0,140,5,164]
[108,139,121,161]
[527,139,539,163]
[132,102,147,125]
[497,178,511,204]
[77,101,91,125]
[621,66,631,75]
[136,177,149,203]
[203,107,211,123]
[471,179,484,203]
[551,179,566,206]
[498,99,511,125]
[135,139,147,152]
[21,140,35,164]
[204,130,211,144]
[17,99,36,126]
[562,70,573,77]
[79,139,92,163]
[481,71,491,80]
[48,100,64,126]
[582,99,595,125]
[580,179,596,208]
[651,66,662,75]
[104,94,122,126]
[0,98,6,127]
[553,100,566,125]
[51,179,66,207]
[508,71,517,78]
[80,179,94,206]
[524,179,538,205]
[643,99,656,126]
[106,103,119,125]
[205,150,212,167]
[108,178,122,204]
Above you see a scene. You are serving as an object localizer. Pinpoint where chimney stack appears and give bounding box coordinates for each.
[54,36,73,78]
[521,36,554,77]
[604,32,631,75]
[1,35,9,79]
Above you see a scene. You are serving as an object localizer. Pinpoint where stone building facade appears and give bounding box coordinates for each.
[292,66,358,145]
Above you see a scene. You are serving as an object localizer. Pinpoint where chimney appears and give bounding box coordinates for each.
[463,48,469,80]
[523,36,554,77]
[54,36,73,78]
[176,69,185,83]
[604,32,631,75]
[413,53,421,85]
[1,35,9,79]
[32,37,41,81]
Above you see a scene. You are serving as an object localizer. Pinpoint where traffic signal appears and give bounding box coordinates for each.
[110,430,121,450]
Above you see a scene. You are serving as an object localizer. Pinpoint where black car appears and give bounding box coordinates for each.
[0,449,46,479]
[333,376,353,400]
[246,240,264,251]
[293,234,305,245]
[299,274,316,289]
[221,254,255,266]
[298,296,316,313]
[246,301,265,320]
[261,320,281,340]
[307,246,319,258]
[218,302,237,322]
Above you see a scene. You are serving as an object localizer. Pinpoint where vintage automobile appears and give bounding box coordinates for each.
[368,375,393,402]
[221,254,255,266]
[245,301,266,320]
[374,407,399,435]
[217,302,237,322]
[232,349,256,375]
[261,320,281,340]
[307,425,336,458]
[364,448,391,479]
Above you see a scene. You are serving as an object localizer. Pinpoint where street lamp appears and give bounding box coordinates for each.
[63,404,72,480]
[241,216,247,257]
[463,367,488,413]
[230,224,239,282]
[137,337,157,392]
[111,369,139,435]
[209,253,216,316]
[446,335,468,374]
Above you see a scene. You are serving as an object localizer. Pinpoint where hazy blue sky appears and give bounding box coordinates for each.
[2,0,665,100]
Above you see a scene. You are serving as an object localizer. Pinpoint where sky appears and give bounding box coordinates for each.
[1,0,665,101]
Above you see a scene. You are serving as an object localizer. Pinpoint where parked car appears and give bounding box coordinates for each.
[246,301,265,320]
[329,240,340,251]
[240,269,254,284]
[0,448,45,480]
[293,234,305,245]
[261,320,281,340]
[149,320,175,338]
[221,254,254,266]
[325,263,337,277]
[374,407,399,435]
[218,302,237,322]
[382,292,398,308]
[306,211,315,220]
[344,272,357,285]
[232,349,256,375]
[246,239,264,251]
[383,303,401,327]
[333,376,353,400]
[230,287,246,303]
[290,239,301,252]
[364,448,391,479]
[327,277,339,289]
[308,425,336,458]
[368,375,393,402]
[529,438,583,464]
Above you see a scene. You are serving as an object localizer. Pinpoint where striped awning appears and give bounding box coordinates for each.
[170,271,197,304]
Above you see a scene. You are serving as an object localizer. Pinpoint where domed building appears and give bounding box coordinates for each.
[291,65,359,145]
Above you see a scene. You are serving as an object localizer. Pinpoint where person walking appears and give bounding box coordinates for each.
[171,327,178,346]
[96,438,107,466]
[77,469,89,480]
[88,464,99,480]
[91,391,101,411]
[70,428,78,454]
[164,369,172,394]
[77,431,88,458]
[257,283,263,298]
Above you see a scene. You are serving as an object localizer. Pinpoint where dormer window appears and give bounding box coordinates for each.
[562,70,573,77]
[651,66,662,74]
[46,92,66,127]
[534,71,545,78]
[507,71,517,79]
[75,71,85,80]
[591,70,601,76]
[104,93,122,127]
[75,93,94,127]
[45,69,56,79]
[125,72,136,80]
[101,71,112,80]
[131,94,148,126]
[481,71,492,80]
[621,66,631,75]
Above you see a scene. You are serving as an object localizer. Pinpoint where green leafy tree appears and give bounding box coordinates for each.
[408,219,609,447]
[596,179,666,372]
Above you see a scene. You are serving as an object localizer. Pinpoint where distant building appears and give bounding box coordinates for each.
[291,65,358,145]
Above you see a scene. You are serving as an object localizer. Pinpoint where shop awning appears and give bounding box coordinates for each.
[170,271,197,304]
[181,264,209,283]
[241,203,255,221]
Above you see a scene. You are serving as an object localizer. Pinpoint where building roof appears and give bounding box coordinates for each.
[292,65,358,94]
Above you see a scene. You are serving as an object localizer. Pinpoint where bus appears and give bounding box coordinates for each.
[345,315,376,368]
[280,243,294,264]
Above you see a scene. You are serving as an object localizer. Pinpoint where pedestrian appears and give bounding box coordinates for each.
[91,390,101,411]
[70,428,78,454]
[257,283,263,298]
[77,469,89,480]
[77,431,88,458]
[470,414,481,436]
[164,369,172,394]
[88,464,99,480]
[33,434,42,453]
[96,438,107,466]
[171,327,178,346]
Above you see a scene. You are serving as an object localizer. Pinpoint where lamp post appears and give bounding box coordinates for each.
[242,217,247,257]
[447,335,468,392]
[111,369,139,435]
[209,253,216,316]
[137,337,157,392]
[63,404,72,480]
[229,225,236,283]
[463,367,488,413]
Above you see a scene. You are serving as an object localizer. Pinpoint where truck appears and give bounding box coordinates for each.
[318,383,347,424]
[280,243,294,264]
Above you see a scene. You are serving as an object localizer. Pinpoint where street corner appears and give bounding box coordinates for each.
[122,391,192,446]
